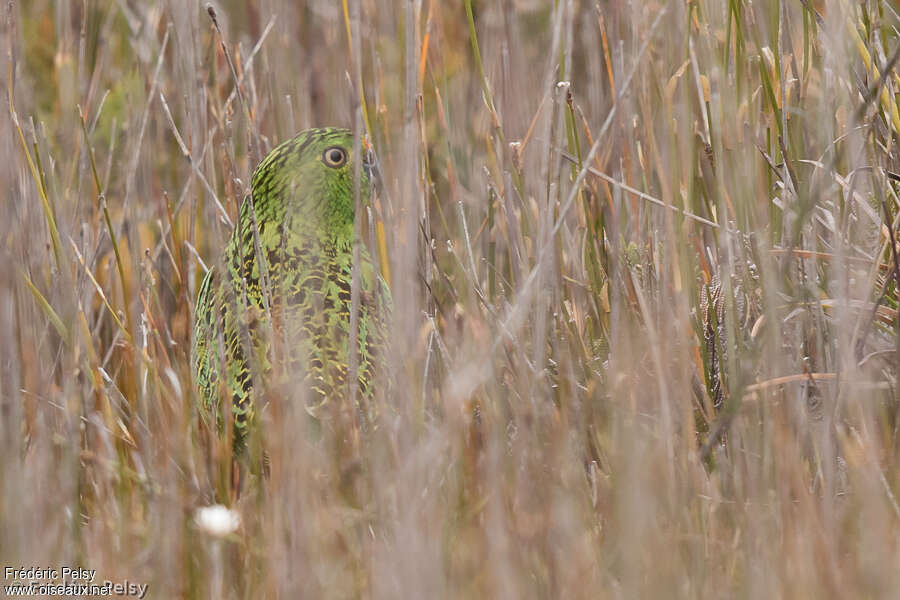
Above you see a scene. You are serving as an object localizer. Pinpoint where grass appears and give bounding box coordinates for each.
[3,0,900,597]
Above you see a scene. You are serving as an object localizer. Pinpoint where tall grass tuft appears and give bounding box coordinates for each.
[2,0,900,597]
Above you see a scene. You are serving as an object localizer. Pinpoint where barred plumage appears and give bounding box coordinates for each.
[191,128,388,449]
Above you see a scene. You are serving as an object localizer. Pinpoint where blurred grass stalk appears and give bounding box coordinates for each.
[2,0,900,598]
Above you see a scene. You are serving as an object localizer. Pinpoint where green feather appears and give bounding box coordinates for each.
[191,127,388,449]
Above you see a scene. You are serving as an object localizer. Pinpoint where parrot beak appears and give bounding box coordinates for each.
[362,146,379,183]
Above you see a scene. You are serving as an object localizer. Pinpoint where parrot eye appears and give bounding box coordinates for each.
[323,147,348,168]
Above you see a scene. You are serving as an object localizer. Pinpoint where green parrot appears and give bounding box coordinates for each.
[191,127,388,451]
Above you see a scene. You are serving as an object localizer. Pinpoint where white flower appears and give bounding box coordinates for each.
[194,504,240,537]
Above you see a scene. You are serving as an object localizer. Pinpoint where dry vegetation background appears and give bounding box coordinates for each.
[2,0,900,598]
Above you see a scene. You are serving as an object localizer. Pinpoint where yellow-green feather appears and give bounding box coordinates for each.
[191,128,388,449]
